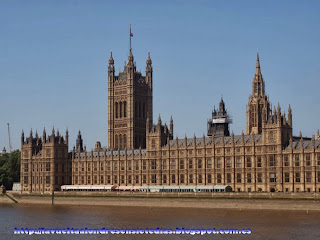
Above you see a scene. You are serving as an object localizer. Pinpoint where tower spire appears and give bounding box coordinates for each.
[256,49,261,75]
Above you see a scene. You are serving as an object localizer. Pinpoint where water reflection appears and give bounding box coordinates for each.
[0,204,319,240]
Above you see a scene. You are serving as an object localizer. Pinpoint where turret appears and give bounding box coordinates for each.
[170,116,173,135]
[43,128,46,142]
[21,130,24,144]
[277,103,281,124]
[146,51,153,87]
[288,105,292,127]
[65,129,69,146]
[108,51,115,80]
[157,114,162,132]
[219,97,226,115]
[76,130,83,151]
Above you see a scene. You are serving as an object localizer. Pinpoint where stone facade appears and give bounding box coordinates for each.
[20,48,320,193]
[20,129,72,192]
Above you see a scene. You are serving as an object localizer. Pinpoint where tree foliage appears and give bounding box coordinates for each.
[0,150,20,190]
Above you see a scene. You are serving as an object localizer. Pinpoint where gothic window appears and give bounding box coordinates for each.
[207,158,212,168]
[237,173,241,183]
[217,174,222,184]
[217,158,221,168]
[207,174,212,184]
[227,173,231,183]
[295,172,300,183]
[124,101,127,118]
[188,159,193,169]
[151,174,156,184]
[306,172,311,183]
[257,157,262,167]
[143,160,147,170]
[258,173,262,183]
[121,161,125,171]
[189,174,193,184]
[180,174,184,184]
[295,155,300,167]
[171,160,176,170]
[269,131,274,141]
[46,176,50,185]
[151,139,156,149]
[151,160,156,170]
[306,154,311,166]
[198,159,202,169]
[162,160,167,170]
[135,102,138,118]
[247,173,251,183]
[114,162,118,171]
[119,102,123,118]
[115,135,119,148]
[258,83,261,94]
[269,155,276,167]
[100,176,104,184]
[180,160,184,169]
[247,157,252,168]
[226,157,231,168]
[284,155,289,166]
[163,174,167,184]
[171,174,176,184]
[123,134,127,148]
[115,103,118,118]
[269,173,276,183]
[119,134,122,148]
[121,175,125,184]
[252,107,257,127]
[198,174,202,184]
[236,158,241,168]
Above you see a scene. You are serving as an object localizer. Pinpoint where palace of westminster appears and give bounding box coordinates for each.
[20,43,320,193]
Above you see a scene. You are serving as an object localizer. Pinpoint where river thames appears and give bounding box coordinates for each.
[1,204,319,239]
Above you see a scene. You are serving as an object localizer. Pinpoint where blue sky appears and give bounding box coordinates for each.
[1,0,320,150]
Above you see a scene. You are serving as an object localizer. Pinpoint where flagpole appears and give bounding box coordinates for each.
[130,24,132,50]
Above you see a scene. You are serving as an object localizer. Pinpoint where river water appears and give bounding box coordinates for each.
[0,204,319,239]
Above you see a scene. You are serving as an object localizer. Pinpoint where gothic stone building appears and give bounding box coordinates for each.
[21,50,320,193]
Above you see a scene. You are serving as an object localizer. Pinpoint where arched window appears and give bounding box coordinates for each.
[123,134,127,148]
[119,134,122,149]
[120,102,123,118]
[115,103,118,118]
[115,135,119,148]
[124,102,127,118]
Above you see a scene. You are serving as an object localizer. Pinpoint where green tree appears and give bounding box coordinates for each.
[0,150,20,190]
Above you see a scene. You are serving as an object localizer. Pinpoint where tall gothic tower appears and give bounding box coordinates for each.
[107,46,153,149]
[246,51,271,135]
